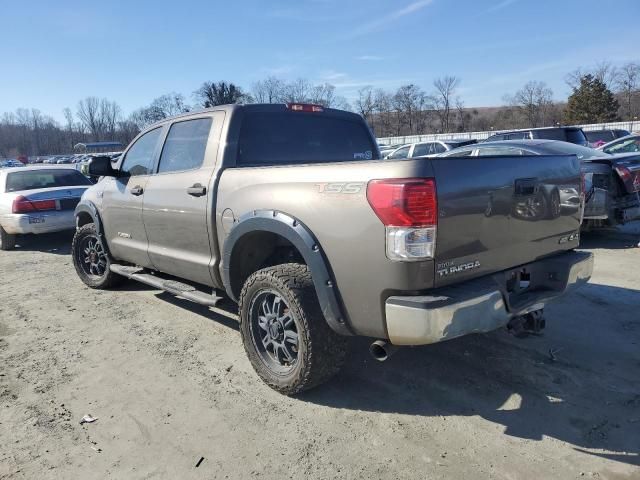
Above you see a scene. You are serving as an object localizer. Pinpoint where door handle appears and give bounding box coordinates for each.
[130,185,144,196]
[187,184,207,197]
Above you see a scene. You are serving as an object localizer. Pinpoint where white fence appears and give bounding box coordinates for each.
[376,120,640,145]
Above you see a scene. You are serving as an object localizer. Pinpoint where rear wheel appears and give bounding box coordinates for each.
[239,263,348,395]
[0,225,16,251]
[72,223,124,289]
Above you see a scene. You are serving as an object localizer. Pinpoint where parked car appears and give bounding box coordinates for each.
[584,129,630,147]
[0,160,25,169]
[484,126,588,146]
[385,139,478,159]
[71,103,592,395]
[0,166,93,250]
[598,134,640,154]
[439,139,640,227]
[379,143,404,158]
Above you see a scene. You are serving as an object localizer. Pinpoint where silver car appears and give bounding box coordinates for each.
[0,166,93,250]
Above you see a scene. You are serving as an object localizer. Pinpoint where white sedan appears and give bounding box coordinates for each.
[0,166,92,250]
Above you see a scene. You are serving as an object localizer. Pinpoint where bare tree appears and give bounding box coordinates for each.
[355,86,376,131]
[130,93,190,129]
[77,97,103,140]
[252,77,287,103]
[567,61,620,91]
[616,62,640,120]
[455,97,469,132]
[100,99,121,140]
[429,76,460,133]
[507,81,554,127]
[282,78,311,103]
[373,89,394,137]
[593,61,619,90]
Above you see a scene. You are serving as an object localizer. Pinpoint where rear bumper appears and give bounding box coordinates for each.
[384,251,593,346]
[0,211,76,235]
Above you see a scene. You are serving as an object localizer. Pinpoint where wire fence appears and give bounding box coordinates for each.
[376,120,640,145]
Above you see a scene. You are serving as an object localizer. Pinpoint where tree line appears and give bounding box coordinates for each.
[1,61,638,157]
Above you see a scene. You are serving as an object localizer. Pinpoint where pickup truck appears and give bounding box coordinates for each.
[72,103,593,395]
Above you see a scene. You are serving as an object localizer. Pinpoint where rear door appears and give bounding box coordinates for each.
[431,154,583,287]
[101,127,164,267]
[142,114,223,286]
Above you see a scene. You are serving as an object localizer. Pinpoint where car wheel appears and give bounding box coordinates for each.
[239,263,348,395]
[72,223,124,289]
[0,225,16,251]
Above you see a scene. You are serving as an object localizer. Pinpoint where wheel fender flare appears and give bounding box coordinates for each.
[222,210,352,336]
[75,201,102,231]
[75,201,111,254]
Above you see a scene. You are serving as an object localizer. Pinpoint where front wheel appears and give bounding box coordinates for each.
[72,223,124,289]
[239,263,348,395]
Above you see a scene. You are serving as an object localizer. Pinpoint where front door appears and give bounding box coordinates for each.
[101,127,163,267]
[142,117,216,286]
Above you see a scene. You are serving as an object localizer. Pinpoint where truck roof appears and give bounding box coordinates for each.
[145,103,360,130]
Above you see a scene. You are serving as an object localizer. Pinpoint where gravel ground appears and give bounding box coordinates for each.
[0,227,639,479]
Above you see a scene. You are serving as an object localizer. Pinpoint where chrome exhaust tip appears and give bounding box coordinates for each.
[369,340,398,362]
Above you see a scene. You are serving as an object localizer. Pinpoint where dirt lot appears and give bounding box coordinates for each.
[1,228,639,480]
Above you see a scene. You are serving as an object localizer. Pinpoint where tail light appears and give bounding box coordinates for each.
[614,165,640,192]
[12,196,57,214]
[286,103,324,113]
[367,178,437,261]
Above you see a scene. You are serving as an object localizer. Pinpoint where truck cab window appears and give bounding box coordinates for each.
[120,127,162,176]
[158,118,212,173]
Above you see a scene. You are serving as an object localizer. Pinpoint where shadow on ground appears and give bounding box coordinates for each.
[11,231,74,255]
[298,283,640,467]
[580,229,640,250]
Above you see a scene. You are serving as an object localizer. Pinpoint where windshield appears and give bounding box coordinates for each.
[604,137,640,154]
[238,112,378,165]
[5,169,92,192]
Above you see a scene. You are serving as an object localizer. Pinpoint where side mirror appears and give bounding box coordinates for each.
[88,156,118,177]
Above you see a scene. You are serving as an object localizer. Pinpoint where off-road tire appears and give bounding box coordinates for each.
[0,225,16,251]
[72,223,124,289]
[239,263,348,395]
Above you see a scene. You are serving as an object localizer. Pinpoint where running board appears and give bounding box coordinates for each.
[110,264,224,307]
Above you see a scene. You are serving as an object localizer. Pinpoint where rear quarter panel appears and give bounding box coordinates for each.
[216,159,436,338]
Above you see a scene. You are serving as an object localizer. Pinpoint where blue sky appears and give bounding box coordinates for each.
[1,0,638,121]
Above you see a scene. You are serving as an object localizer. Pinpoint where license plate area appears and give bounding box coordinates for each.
[28,216,45,224]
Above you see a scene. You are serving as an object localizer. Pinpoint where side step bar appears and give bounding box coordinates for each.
[110,264,224,307]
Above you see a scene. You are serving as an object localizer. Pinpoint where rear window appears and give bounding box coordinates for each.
[584,131,615,143]
[237,112,378,165]
[535,128,587,144]
[5,169,92,192]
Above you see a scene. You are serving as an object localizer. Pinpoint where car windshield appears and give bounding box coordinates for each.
[604,137,640,154]
[541,142,608,160]
[5,169,92,192]
[238,112,378,165]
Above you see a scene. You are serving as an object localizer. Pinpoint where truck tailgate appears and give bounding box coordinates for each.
[430,155,583,287]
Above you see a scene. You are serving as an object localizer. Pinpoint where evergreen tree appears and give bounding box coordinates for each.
[564,74,619,124]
